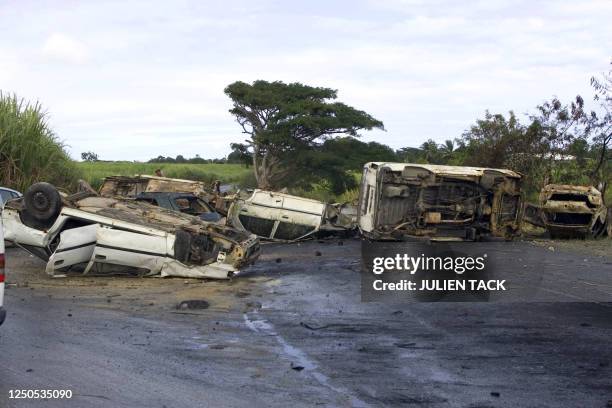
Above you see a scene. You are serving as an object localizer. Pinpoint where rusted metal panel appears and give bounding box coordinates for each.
[99,175,209,198]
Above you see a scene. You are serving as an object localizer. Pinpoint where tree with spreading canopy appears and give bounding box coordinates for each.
[224,80,384,190]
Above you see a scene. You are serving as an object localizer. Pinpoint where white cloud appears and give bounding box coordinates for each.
[0,0,608,161]
[42,33,88,63]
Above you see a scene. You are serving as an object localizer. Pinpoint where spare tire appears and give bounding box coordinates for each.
[22,182,62,230]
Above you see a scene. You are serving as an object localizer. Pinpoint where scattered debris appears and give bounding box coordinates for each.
[235,290,250,298]
[176,300,210,310]
[300,322,332,331]
[393,342,417,349]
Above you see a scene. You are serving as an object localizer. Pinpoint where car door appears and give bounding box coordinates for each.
[45,224,98,275]
[358,167,378,233]
[0,190,11,207]
[272,195,325,241]
[234,191,283,239]
[86,227,169,275]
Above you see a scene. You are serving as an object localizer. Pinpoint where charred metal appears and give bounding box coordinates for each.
[358,163,523,241]
[539,184,609,239]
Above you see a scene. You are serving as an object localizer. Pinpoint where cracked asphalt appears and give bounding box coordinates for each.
[0,239,611,407]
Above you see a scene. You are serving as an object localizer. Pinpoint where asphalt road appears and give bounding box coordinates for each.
[0,239,611,408]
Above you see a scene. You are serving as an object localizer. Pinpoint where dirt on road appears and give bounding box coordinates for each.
[0,238,611,407]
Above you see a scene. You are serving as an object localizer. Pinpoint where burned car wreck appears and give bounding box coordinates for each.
[226,189,357,242]
[99,175,223,219]
[2,183,260,279]
[100,175,211,198]
[539,184,609,239]
[358,162,523,241]
[101,176,356,242]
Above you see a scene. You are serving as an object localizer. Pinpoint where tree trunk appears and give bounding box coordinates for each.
[256,151,273,190]
[252,147,261,186]
[590,134,610,184]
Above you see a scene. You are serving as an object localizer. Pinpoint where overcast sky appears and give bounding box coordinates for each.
[0,0,610,161]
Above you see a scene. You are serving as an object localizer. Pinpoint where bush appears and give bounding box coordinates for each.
[237,171,258,189]
[0,93,81,192]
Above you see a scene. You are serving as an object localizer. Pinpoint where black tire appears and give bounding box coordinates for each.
[22,182,62,229]
[174,230,192,263]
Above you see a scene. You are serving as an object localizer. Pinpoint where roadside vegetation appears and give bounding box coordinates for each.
[2,62,609,204]
[0,93,81,192]
[223,68,611,203]
[78,162,251,190]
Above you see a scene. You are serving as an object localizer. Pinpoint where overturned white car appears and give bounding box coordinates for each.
[226,189,356,242]
[2,183,260,279]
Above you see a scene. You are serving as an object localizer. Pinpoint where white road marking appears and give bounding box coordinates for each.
[243,311,370,407]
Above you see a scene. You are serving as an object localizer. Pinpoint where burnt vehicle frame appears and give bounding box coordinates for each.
[539,184,609,239]
[100,176,356,242]
[358,162,523,241]
[99,175,229,215]
[226,189,356,242]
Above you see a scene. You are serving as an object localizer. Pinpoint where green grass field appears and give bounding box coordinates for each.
[77,162,253,190]
[76,161,356,202]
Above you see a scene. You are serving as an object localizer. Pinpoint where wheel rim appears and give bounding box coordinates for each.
[32,191,50,212]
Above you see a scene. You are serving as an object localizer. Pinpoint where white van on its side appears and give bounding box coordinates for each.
[357,162,524,241]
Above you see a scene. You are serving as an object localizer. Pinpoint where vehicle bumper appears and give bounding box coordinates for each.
[0,307,6,325]
[545,224,590,233]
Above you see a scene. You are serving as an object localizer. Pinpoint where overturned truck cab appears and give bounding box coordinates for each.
[358,162,523,241]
